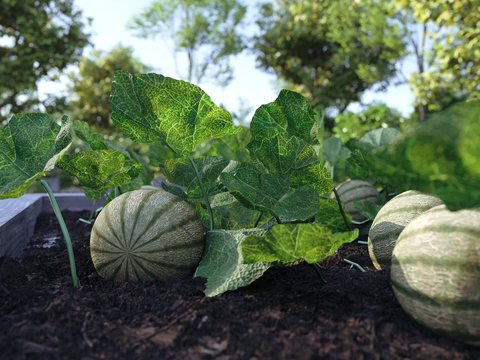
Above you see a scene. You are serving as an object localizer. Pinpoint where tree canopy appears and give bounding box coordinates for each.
[252,0,408,127]
[127,0,247,87]
[0,0,91,122]
[392,0,480,120]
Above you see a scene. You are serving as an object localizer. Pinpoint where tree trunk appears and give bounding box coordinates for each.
[417,103,426,122]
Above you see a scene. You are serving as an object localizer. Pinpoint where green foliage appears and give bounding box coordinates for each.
[351,100,480,211]
[127,0,247,87]
[0,114,73,199]
[393,0,480,116]
[0,0,91,122]
[252,0,408,121]
[333,103,415,142]
[193,228,272,297]
[109,70,240,156]
[242,222,358,265]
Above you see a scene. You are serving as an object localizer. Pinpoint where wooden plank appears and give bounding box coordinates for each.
[0,193,107,258]
[0,195,44,258]
[0,181,172,258]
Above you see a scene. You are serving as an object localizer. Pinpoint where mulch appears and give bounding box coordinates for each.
[0,209,479,360]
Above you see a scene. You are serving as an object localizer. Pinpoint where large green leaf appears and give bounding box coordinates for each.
[190,191,271,231]
[56,149,142,200]
[109,70,241,155]
[314,198,352,233]
[246,89,332,195]
[194,228,272,297]
[365,100,480,210]
[159,156,234,200]
[242,223,358,264]
[0,113,73,199]
[220,161,321,221]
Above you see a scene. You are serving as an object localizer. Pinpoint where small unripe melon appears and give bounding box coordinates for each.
[90,189,205,282]
[391,204,480,345]
[368,190,444,270]
[329,179,380,222]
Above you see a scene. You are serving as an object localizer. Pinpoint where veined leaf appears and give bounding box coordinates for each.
[190,191,271,231]
[220,161,320,221]
[315,198,352,233]
[246,89,333,195]
[109,70,241,155]
[159,156,234,199]
[194,228,272,297]
[242,223,358,265]
[0,113,73,199]
[56,149,142,200]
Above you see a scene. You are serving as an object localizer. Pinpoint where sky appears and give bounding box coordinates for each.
[38,0,418,122]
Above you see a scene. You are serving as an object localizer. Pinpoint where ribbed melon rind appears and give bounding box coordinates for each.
[391,204,480,345]
[368,190,444,270]
[90,189,205,282]
[329,180,380,222]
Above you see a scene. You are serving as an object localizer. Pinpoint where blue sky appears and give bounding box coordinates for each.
[38,0,418,122]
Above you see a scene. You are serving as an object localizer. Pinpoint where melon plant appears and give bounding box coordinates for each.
[329,179,380,222]
[90,189,205,282]
[391,204,480,346]
[368,190,444,270]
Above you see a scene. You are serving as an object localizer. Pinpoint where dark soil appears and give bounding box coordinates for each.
[0,210,479,360]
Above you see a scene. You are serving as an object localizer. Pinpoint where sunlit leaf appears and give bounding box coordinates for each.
[109,70,241,156]
[242,223,358,264]
[0,113,72,199]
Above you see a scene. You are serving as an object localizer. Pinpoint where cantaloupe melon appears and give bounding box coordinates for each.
[368,190,444,269]
[90,189,205,282]
[329,179,380,222]
[391,204,480,345]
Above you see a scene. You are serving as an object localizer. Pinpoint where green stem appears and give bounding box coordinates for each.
[254,212,264,228]
[103,189,114,202]
[87,200,96,222]
[332,188,352,232]
[275,216,281,224]
[187,154,214,231]
[40,180,78,287]
[313,263,327,283]
[344,259,366,272]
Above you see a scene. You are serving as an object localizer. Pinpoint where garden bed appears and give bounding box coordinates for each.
[0,210,478,360]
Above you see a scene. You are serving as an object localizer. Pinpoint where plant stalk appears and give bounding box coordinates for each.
[254,212,264,228]
[332,188,352,232]
[40,179,78,287]
[187,154,214,231]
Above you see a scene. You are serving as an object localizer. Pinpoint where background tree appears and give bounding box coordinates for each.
[390,0,480,121]
[332,103,415,142]
[252,0,408,131]
[127,0,247,87]
[0,0,91,123]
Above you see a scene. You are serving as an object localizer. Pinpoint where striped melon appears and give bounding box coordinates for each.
[391,204,480,345]
[368,190,444,270]
[90,189,205,282]
[329,179,380,222]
